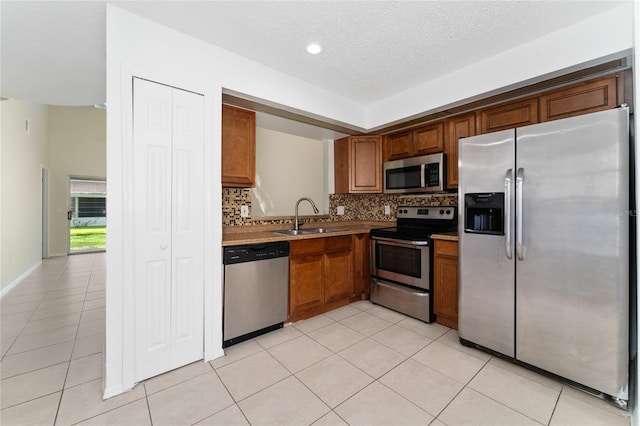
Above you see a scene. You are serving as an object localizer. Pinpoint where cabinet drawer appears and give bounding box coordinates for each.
[434,240,458,257]
[290,239,325,256]
[325,235,352,252]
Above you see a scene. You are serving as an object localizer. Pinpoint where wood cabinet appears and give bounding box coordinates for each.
[384,122,444,161]
[539,74,620,122]
[384,130,413,161]
[221,104,256,187]
[289,236,354,322]
[478,98,538,134]
[334,136,382,193]
[445,113,476,189]
[433,239,458,329]
[352,233,370,300]
[413,122,445,155]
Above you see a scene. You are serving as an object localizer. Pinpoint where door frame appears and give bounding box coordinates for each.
[104,63,222,399]
[67,175,107,255]
[41,166,49,258]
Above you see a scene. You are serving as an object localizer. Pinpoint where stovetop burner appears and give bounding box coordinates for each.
[370,206,457,242]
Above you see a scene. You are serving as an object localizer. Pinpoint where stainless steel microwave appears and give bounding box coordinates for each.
[383,153,446,194]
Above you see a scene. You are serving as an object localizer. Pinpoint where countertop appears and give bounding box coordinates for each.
[222,221,394,246]
[430,231,459,242]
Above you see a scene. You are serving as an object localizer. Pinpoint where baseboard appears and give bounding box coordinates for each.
[102,384,132,400]
[48,252,68,257]
[205,348,225,362]
[0,260,42,298]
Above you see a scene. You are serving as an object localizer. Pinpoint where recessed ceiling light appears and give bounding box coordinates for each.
[306,43,322,55]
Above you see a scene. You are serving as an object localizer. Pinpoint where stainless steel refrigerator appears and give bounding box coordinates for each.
[458,107,630,405]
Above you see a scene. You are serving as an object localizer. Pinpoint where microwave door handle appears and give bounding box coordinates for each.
[516,167,525,260]
[504,169,513,259]
[420,164,426,188]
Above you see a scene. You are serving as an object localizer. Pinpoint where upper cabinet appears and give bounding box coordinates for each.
[445,112,476,189]
[384,130,413,161]
[384,122,444,161]
[539,74,621,122]
[380,71,627,190]
[413,122,445,155]
[335,136,382,194]
[221,104,256,188]
[478,97,538,134]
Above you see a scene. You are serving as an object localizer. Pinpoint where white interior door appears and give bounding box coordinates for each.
[133,78,204,382]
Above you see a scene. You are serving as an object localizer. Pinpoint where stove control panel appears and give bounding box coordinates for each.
[396,206,456,221]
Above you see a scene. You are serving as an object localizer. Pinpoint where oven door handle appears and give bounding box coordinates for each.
[370,236,430,247]
[504,169,513,260]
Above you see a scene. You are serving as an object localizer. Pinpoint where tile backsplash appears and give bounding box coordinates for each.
[329,193,458,221]
[223,188,458,227]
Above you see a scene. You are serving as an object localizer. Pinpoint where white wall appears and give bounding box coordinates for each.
[48,106,106,256]
[0,100,49,293]
[104,4,377,398]
[105,6,223,398]
[251,127,326,217]
[366,2,633,130]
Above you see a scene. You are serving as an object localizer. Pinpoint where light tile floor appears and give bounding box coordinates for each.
[0,253,632,425]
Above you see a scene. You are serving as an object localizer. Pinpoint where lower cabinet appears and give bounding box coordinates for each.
[433,239,459,329]
[352,233,370,300]
[289,234,369,322]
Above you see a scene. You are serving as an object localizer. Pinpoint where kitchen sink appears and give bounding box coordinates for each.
[302,227,343,234]
[272,228,344,236]
[272,229,306,236]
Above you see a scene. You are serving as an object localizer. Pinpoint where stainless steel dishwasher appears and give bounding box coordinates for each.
[223,241,289,348]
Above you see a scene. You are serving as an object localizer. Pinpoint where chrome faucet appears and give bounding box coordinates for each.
[294,197,319,230]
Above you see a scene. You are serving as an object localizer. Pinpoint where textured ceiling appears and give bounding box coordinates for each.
[0,1,627,106]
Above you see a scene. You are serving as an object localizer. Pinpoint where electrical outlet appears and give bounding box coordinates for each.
[337,206,345,215]
[240,205,249,218]
[384,205,391,215]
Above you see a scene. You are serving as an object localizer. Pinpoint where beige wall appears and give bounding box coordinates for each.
[1,100,50,291]
[251,127,326,217]
[48,106,106,256]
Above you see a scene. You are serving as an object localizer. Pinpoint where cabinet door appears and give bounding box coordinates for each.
[445,113,476,189]
[413,122,444,155]
[539,75,618,122]
[324,249,353,303]
[334,136,382,194]
[289,254,325,315]
[221,105,256,187]
[433,240,459,330]
[352,234,370,299]
[479,98,538,134]
[384,131,413,161]
[350,136,382,193]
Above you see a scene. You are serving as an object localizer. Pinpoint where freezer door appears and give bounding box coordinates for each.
[459,129,516,357]
[515,108,629,399]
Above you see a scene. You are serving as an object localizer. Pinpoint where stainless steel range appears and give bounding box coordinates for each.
[369,206,457,322]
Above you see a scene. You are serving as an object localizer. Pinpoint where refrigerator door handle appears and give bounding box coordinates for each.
[504,169,513,259]
[516,167,525,260]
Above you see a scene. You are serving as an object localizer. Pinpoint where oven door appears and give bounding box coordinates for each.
[370,237,430,290]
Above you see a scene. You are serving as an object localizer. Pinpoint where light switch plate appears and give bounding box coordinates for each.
[337,206,345,215]
[384,205,391,215]
[240,205,249,217]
